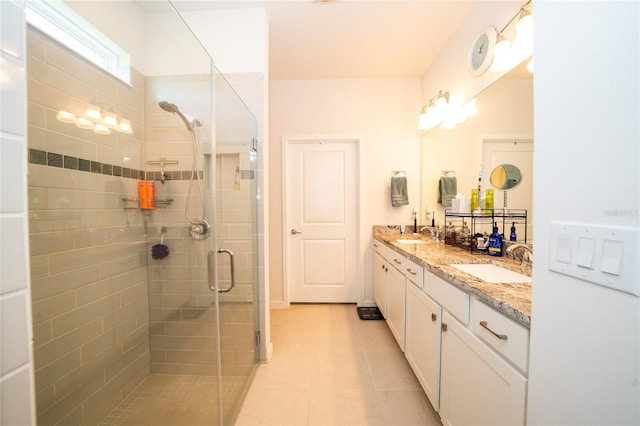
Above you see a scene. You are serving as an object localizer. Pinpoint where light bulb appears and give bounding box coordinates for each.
[76,117,94,129]
[93,123,111,134]
[118,118,133,134]
[56,110,77,123]
[103,111,118,127]
[463,99,478,117]
[491,36,512,72]
[85,104,102,120]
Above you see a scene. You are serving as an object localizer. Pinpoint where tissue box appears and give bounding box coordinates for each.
[452,198,460,213]
[452,198,471,213]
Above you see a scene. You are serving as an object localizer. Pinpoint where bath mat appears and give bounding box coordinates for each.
[357,306,384,320]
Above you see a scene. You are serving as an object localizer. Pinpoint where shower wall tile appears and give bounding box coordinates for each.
[0,367,35,426]
[31,292,76,325]
[1,293,31,375]
[0,216,28,294]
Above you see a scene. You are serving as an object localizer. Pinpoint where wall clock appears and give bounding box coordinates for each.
[468,27,497,76]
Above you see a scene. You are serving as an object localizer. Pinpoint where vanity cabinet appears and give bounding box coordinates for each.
[386,256,406,350]
[439,309,527,426]
[405,282,442,410]
[373,249,388,318]
[373,241,407,350]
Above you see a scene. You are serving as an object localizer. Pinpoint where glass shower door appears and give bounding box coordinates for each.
[212,66,260,425]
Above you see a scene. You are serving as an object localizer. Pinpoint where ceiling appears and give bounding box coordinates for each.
[140,1,476,80]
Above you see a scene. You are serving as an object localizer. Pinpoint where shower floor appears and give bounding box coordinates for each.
[99,374,248,425]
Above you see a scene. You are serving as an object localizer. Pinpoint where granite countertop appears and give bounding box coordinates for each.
[373,226,532,327]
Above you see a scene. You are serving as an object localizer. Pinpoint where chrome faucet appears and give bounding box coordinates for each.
[420,226,441,241]
[506,243,533,266]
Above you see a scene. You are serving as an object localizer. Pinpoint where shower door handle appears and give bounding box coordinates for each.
[216,248,235,293]
[207,249,235,293]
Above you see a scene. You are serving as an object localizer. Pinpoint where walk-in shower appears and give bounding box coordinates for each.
[26,1,259,425]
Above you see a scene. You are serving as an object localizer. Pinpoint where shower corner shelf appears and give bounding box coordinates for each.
[121,198,174,209]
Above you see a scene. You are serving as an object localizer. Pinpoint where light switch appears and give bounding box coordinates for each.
[576,237,595,269]
[556,235,573,264]
[601,239,623,275]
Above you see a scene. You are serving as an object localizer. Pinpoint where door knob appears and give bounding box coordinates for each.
[291,229,302,235]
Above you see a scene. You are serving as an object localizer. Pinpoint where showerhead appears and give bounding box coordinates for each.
[158,100,193,131]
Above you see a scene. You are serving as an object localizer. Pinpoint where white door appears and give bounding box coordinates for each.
[285,138,358,303]
[482,139,533,240]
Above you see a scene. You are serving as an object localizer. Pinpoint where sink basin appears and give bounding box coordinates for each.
[395,239,427,245]
[450,263,531,283]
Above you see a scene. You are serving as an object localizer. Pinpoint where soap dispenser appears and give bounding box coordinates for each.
[510,222,517,241]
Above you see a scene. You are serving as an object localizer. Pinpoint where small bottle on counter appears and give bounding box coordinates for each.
[488,222,503,256]
[510,222,517,241]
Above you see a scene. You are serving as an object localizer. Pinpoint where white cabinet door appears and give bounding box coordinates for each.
[405,283,442,411]
[440,311,527,426]
[373,251,387,318]
[386,263,406,350]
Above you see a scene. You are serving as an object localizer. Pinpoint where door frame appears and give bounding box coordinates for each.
[281,135,364,307]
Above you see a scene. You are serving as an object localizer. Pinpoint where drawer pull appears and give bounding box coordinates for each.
[407,268,417,275]
[431,313,437,322]
[374,243,379,248]
[393,259,402,265]
[479,321,508,341]
[441,323,448,332]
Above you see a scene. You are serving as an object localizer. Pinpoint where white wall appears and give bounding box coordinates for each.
[269,78,422,306]
[0,1,36,424]
[528,1,639,424]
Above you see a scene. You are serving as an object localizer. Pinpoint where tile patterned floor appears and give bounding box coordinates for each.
[235,304,441,426]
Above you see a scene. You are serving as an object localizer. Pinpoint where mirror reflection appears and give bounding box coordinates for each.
[490,164,522,191]
[421,60,533,239]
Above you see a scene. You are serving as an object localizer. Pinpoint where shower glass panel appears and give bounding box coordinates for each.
[213,67,259,424]
[26,1,258,424]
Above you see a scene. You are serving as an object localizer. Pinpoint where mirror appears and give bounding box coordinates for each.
[490,164,522,190]
[420,59,533,238]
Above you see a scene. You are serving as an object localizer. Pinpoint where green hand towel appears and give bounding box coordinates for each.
[438,176,457,207]
[391,176,409,207]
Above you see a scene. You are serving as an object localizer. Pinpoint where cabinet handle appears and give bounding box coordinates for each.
[381,265,385,270]
[431,313,437,322]
[374,243,379,248]
[441,323,448,332]
[479,321,508,341]
[406,268,417,275]
[393,259,402,265]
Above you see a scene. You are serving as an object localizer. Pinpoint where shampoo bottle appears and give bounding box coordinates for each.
[488,222,503,257]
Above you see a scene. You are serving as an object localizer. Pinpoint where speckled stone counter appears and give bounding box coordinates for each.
[373,226,532,327]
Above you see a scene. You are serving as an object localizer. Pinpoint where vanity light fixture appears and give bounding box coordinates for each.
[419,90,478,131]
[491,0,533,73]
[57,102,134,135]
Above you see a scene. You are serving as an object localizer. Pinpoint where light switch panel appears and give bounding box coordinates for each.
[576,237,595,269]
[549,221,639,296]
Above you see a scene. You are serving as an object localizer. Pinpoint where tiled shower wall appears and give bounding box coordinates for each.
[27,28,149,424]
[0,1,36,424]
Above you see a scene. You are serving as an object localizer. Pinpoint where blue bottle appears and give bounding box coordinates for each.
[510,222,517,242]
[488,222,503,257]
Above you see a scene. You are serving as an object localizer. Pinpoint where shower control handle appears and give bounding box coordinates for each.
[216,248,235,293]
[207,249,235,293]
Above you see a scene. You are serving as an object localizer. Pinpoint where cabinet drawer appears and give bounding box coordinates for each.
[405,258,424,288]
[470,297,530,374]
[373,240,393,260]
[424,270,469,324]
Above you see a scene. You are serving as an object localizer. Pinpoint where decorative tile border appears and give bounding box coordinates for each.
[28,149,200,181]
